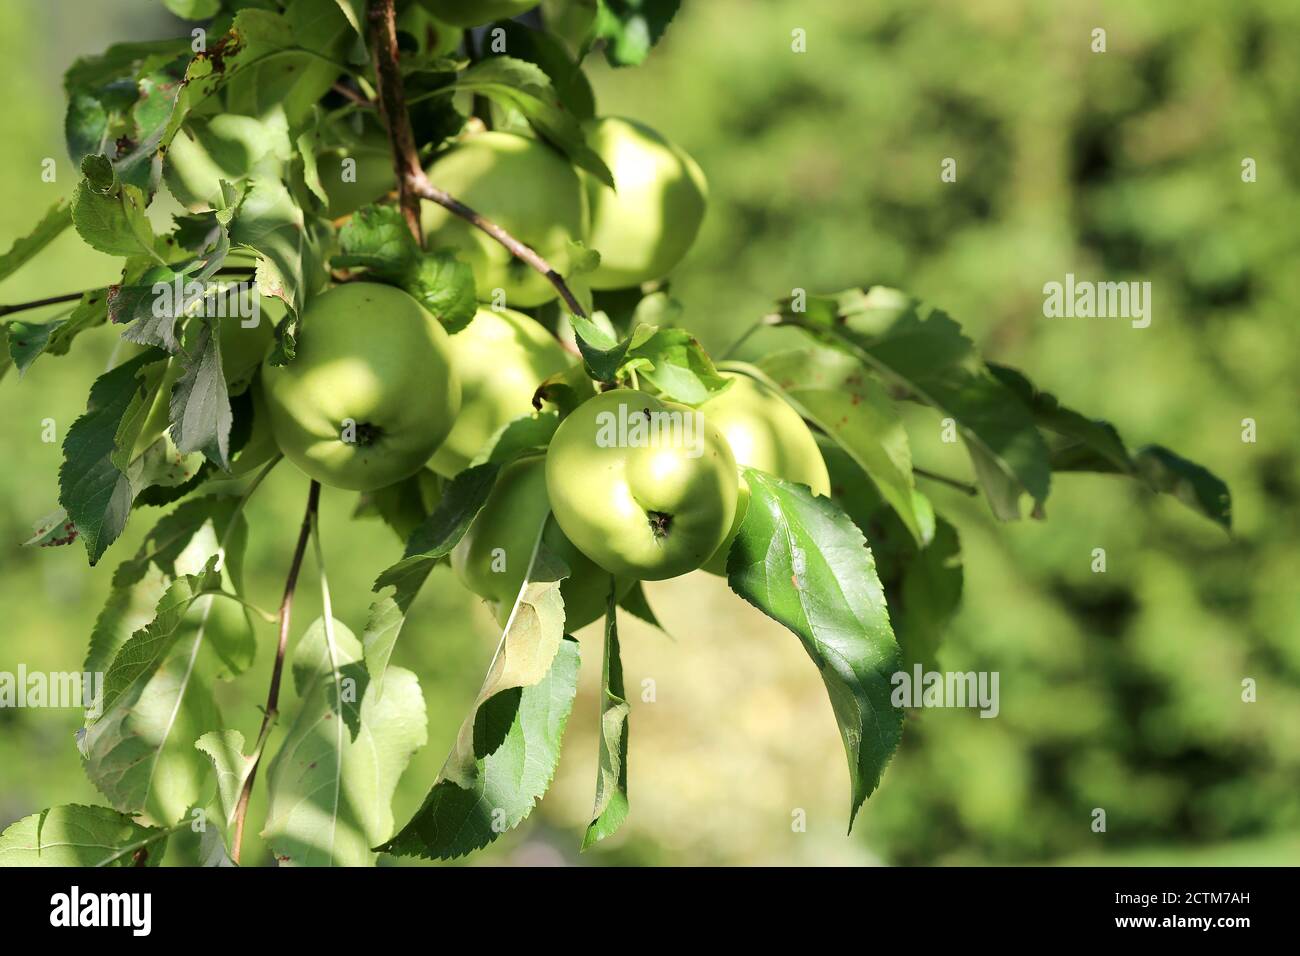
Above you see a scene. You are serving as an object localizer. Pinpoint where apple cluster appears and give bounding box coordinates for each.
[175,49,829,631]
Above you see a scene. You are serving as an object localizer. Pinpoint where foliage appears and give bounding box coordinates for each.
[0,0,1276,868]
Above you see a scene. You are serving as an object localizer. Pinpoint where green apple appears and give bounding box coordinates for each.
[318,145,395,219]
[545,389,738,580]
[316,119,397,219]
[453,455,631,630]
[218,293,278,395]
[262,282,461,491]
[421,0,538,27]
[699,372,830,575]
[583,116,708,290]
[421,131,587,308]
[430,306,572,476]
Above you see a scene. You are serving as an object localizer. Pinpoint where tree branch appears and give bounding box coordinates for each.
[914,467,979,496]
[368,0,425,243]
[0,267,259,320]
[230,479,321,865]
[331,80,374,109]
[366,0,588,317]
[0,292,82,318]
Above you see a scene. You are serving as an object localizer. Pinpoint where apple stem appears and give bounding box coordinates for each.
[366,0,591,321]
[229,479,321,865]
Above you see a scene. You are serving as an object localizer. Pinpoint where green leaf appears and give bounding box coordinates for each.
[364,463,502,683]
[355,470,440,544]
[229,173,331,363]
[470,412,560,467]
[405,250,478,332]
[1131,445,1232,532]
[11,289,112,374]
[817,435,958,672]
[0,805,169,867]
[222,2,356,129]
[0,200,72,283]
[594,0,682,68]
[571,310,634,376]
[894,516,963,672]
[630,326,729,404]
[168,317,233,469]
[988,363,1232,530]
[164,0,220,20]
[454,57,614,187]
[441,543,569,786]
[583,589,630,848]
[62,38,191,190]
[568,313,727,402]
[6,319,63,377]
[778,287,1052,520]
[63,38,193,95]
[727,468,903,827]
[22,509,79,549]
[262,619,427,867]
[82,497,256,821]
[194,729,257,842]
[533,362,597,418]
[93,559,223,721]
[71,155,160,260]
[487,21,597,120]
[163,112,291,210]
[335,207,480,332]
[746,349,927,545]
[334,203,418,272]
[113,227,231,353]
[379,636,580,861]
[617,580,670,637]
[59,349,168,564]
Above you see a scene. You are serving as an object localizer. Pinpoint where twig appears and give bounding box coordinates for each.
[413,178,590,316]
[0,267,259,320]
[366,0,588,317]
[914,467,979,496]
[331,80,374,108]
[230,479,321,865]
[368,0,425,242]
[721,313,779,359]
[0,292,83,318]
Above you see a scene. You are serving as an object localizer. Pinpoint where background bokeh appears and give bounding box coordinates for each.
[1,0,1297,865]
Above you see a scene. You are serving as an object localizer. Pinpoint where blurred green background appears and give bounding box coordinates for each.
[1,0,1298,865]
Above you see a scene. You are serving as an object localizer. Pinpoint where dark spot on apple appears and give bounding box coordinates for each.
[647,510,672,540]
[352,421,383,447]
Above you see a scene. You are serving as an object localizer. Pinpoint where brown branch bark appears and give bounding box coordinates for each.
[368,0,424,242]
[230,479,321,865]
[331,80,374,109]
[0,267,258,320]
[366,0,588,318]
[0,292,83,318]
